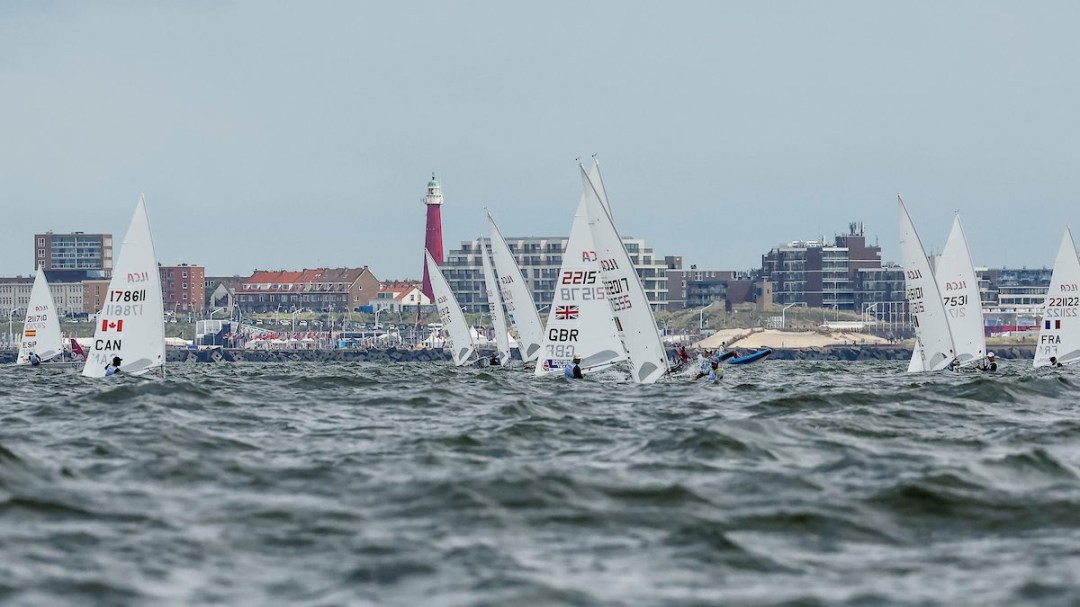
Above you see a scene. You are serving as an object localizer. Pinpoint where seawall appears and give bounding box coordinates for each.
[0,345,1038,365]
[165,347,454,364]
[758,344,1036,361]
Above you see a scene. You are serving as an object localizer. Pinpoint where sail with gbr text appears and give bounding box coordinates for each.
[534,190,626,376]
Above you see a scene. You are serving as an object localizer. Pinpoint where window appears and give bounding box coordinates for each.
[182,283,187,289]
[37,249,44,258]
[37,237,45,246]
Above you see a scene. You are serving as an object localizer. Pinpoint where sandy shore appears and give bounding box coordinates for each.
[693,328,892,350]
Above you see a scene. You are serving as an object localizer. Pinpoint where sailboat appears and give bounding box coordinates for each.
[486,213,544,362]
[581,165,669,384]
[17,266,64,365]
[534,179,627,377]
[424,249,477,366]
[898,196,956,372]
[82,195,166,377]
[934,215,987,367]
[479,235,512,366]
[1034,227,1080,367]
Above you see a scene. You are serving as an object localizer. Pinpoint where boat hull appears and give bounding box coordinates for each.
[728,349,772,365]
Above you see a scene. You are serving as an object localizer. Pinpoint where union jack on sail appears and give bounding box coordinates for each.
[555,305,579,320]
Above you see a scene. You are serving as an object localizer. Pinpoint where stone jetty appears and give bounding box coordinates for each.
[0,344,1039,365]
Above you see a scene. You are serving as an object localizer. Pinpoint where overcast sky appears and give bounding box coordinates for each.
[3,1,1078,280]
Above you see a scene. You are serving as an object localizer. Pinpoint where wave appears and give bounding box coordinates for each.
[3,361,1080,605]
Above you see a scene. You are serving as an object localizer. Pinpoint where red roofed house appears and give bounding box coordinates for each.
[236,267,380,313]
[372,281,431,313]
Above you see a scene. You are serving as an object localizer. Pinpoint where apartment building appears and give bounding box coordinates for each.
[442,236,675,314]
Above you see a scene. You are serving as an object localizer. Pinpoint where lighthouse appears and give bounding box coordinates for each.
[420,173,444,300]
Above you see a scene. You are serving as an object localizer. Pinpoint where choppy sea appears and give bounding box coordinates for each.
[1,360,1079,606]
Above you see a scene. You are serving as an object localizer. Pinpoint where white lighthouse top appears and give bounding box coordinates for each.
[423,173,443,206]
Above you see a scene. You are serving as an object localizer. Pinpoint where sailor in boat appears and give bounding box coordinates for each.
[977,352,998,372]
[666,344,690,373]
[489,353,501,366]
[696,360,721,383]
[28,351,41,366]
[715,342,740,363]
[693,352,712,380]
[710,347,738,365]
[564,356,583,379]
[1049,356,1064,368]
[105,356,123,376]
[708,360,722,382]
[947,351,961,372]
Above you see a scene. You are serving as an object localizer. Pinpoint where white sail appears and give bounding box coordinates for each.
[907,338,924,373]
[935,216,987,366]
[82,196,166,377]
[534,191,627,376]
[581,165,669,384]
[898,196,955,372]
[479,236,512,365]
[425,250,476,366]
[587,159,611,215]
[17,266,63,364]
[1034,227,1080,367]
[486,213,544,362]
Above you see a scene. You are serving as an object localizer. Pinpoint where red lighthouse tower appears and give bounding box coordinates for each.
[420,173,444,301]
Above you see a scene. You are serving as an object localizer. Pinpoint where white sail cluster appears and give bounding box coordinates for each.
[421,160,670,383]
[899,198,1013,373]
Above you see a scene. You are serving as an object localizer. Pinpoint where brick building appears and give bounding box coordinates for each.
[236,267,380,313]
[761,222,883,311]
[160,264,206,313]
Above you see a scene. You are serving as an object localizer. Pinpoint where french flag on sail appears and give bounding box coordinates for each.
[1046,319,1062,330]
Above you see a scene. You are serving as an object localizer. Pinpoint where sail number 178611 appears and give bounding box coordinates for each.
[109,289,148,302]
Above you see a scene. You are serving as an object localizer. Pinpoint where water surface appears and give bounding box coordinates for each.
[1,361,1079,606]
